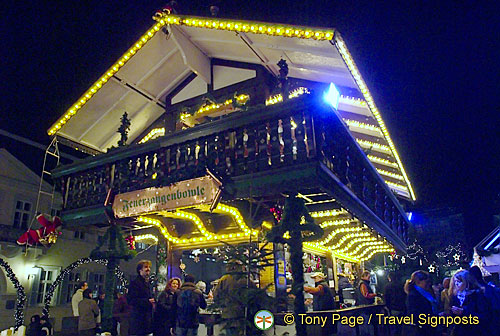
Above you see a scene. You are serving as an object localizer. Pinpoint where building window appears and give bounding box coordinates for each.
[65,270,85,303]
[13,200,32,229]
[92,273,105,296]
[37,268,58,305]
[73,231,85,240]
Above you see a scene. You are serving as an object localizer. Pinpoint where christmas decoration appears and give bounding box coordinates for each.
[125,235,136,250]
[90,222,137,331]
[428,264,435,273]
[117,112,131,146]
[16,214,62,247]
[42,258,128,317]
[471,249,491,277]
[0,258,26,330]
[266,194,324,336]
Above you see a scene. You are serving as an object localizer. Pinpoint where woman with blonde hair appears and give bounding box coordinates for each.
[155,277,181,336]
[448,270,491,336]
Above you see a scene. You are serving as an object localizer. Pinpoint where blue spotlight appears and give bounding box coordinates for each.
[323,83,340,110]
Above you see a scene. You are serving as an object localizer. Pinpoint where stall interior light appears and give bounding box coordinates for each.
[335,36,416,200]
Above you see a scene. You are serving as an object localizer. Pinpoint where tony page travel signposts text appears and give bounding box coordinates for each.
[112,175,222,218]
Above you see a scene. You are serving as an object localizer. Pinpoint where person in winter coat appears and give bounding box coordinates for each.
[128,260,155,336]
[27,314,41,336]
[155,277,180,336]
[440,277,451,314]
[176,274,207,336]
[449,270,492,336]
[78,288,100,336]
[113,290,131,336]
[72,281,88,316]
[384,272,406,336]
[404,270,439,336]
[40,316,53,336]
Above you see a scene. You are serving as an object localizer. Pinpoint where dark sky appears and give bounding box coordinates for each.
[1,1,499,245]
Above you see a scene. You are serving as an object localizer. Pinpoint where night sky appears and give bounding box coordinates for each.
[1,1,499,246]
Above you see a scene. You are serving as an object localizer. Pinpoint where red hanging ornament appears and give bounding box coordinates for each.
[125,235,136,250]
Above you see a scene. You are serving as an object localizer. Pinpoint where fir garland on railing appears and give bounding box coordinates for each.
[0,258,26,330]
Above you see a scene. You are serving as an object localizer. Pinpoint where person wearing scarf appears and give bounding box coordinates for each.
[449,270,492,336]
[404,270,439,336]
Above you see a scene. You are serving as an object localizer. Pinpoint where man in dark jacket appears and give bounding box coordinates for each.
[128,260,155,336]
[176,274,207,336]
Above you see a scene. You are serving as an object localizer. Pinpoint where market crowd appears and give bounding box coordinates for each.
[26,259,500,336]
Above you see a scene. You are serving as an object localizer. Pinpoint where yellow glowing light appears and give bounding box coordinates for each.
[138,128,165,144]
[310,209,348,218]
[367,155,398,168]
[335,36,415,200]
[356,139,391,153]
[135,234,159,245]
[47,20,165,136]
[137,216,179,243]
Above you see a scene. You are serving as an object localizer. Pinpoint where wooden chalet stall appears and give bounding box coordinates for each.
[48,12,414,299]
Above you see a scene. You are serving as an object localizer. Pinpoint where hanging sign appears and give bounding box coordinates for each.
[112,174,222,218]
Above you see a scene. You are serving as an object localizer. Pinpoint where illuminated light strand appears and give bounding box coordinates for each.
[343,119,381,134]
[337,236,377,252]
[139,128,165,144]
[137,216,179,243]
[367,155,398,168]
[48,22,166,136]
[134,234,159,245]
[335,36,416,200]
[319,219,352,228]
[310,209,348,218]
[153,14,334,41]
[322,231,371,249]
[321,226,363,245]
[173,211,213,242]
[215,204,258,237]
[350,241,387,255]
[360,247,394,261]
[265,87,310,106]
[357,244,392,259]
[376,169,405,181]
[303,242,361,263]
[385,180,409,192]
[181,94,250,123]
[356,139,391,152]
[339,95,367,106]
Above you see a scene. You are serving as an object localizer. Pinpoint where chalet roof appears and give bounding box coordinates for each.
[47,12,415,200]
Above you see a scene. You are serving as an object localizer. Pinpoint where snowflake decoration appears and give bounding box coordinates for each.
[401,256,406,264]
[453,253,460,261]
[194,256,200,263]
[192,249,202,256]
[428,264,435,273]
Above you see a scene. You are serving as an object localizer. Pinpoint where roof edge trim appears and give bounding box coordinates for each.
[333,35,416,201]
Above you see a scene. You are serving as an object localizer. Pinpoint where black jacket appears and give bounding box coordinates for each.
[384,281,406,312]
[155,289,178,331]
[312,280,336,311]
[450,290,492,336]
[128,275,154,335]
[176,282,207,329]
[406,285,438,336]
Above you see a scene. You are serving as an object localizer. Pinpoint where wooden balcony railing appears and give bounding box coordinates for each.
[52,95,408,244]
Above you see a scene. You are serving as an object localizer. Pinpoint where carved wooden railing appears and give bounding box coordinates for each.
[52,95,408,243]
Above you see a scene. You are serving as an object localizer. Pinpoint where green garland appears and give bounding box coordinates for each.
[266,194,324,336]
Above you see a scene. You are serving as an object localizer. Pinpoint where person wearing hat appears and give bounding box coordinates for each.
[304,272,336,311]
[304,272,336,336]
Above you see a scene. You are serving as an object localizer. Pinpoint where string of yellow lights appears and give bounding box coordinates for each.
[335,35,416,200]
